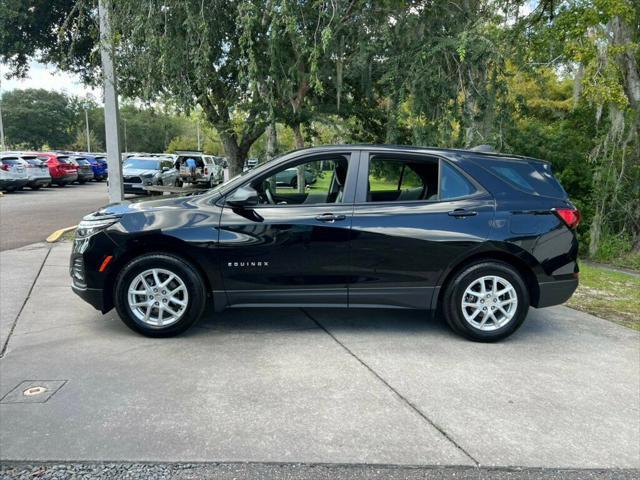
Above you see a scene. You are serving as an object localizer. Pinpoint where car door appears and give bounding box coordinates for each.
[348,151,495,309]
[217,151,359,307]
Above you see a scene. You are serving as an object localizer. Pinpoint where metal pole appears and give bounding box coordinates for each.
[0,72,5,152]
[85,108,91,152]
[123,119,127,153]
[0,97,5,152]
[196,119,201,151]
[99,0,123,202]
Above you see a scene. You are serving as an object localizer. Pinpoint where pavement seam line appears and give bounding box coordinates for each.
[0,246,52,358]
[301,308,480,467]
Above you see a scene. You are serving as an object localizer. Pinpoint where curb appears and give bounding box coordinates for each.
[46,225,77,243]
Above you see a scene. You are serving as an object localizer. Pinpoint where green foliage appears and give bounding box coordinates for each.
[1,89,77,149]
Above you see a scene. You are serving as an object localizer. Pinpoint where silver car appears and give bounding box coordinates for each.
[122,157,180,195]
[18,154,52,189]
[0,153,29,192]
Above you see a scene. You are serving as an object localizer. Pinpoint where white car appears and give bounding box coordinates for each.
[0,153,30,192]
[18,153,52,189]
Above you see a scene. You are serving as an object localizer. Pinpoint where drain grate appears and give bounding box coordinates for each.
[0,380,67,404]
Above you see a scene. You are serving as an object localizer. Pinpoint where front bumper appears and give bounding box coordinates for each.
[535,278,579,308]
[72,284,105,311]
[123,182,151,194]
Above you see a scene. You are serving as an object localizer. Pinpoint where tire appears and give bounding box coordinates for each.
[79,179,86,185]
[442,261,529,342]
[114,253,207,337]
[30,185,41,190]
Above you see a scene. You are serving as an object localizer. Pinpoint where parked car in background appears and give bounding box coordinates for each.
[18,153,52,189]
[275,166,317,188]
[71,145,579,341]
[243,158,259,172]
[38,153,78,187]
[82,153,108,181]
[0,153,29,192]
[121,156,180,195]
[69,156,95,184]
[172,151,223,187]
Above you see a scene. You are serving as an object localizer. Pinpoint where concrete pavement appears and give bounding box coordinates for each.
[0,242,639,471]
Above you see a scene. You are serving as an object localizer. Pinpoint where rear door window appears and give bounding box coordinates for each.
[486,159,566,198]
[367,156,439,202]
[1,158,21,165]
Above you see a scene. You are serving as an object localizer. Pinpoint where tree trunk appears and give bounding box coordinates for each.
[292,122,305,193]
[218,130,243,177]
[266,120,277,160]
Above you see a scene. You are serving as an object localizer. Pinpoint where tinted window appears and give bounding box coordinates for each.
[252,157,348,205]
[486,159,566,198]
[124,159,160,170]
[76,159,91,165]
[367,156,439,202]
[56,156,71,164]
[440,162,477,199]
[25,159,43,165]
[1,158,21,164]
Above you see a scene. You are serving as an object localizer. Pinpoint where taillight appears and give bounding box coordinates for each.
[204,167,208,175]
[0,164,9,171]
[554,208,581,229]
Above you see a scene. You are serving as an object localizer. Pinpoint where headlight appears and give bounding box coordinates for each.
[76,217,120,239]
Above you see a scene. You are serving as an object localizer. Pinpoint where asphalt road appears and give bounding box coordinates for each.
[1,242,638,474]
[0,182,126,251]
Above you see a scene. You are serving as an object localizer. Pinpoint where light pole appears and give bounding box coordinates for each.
[196,118,201,151]
[98,0,123,202]
[84,107,91,152]
[0,71,5,151]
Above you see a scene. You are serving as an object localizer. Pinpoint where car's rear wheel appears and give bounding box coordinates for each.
[114,253,206,337]
[442,261,529,342]
[30,185,41,190]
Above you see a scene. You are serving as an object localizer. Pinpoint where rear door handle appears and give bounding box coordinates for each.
[315,213,346,222]
[448,209,477,218]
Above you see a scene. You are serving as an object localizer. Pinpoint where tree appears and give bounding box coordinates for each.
[0,89,76,149]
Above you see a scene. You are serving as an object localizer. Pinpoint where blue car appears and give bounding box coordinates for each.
[82,153,108,181]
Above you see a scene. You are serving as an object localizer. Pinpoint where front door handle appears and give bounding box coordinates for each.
[315,213,346,222]
[448,209,478,218]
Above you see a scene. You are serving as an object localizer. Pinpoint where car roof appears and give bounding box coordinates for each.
[287,144,550,165]
[125,156,163,162]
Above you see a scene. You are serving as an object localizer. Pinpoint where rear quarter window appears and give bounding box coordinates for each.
[485,159,567,198]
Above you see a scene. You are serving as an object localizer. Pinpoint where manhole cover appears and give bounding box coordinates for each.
[1,380,67,404]
[23,386,48,397]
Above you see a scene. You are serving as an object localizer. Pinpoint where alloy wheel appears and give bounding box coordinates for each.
[127,268,189,327]
[461,275,518,331]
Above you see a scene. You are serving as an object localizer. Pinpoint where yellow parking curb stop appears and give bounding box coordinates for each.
[47,226,77,243]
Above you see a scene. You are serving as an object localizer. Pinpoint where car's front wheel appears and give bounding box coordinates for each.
[442,261,529,342]
[114,253,207,337]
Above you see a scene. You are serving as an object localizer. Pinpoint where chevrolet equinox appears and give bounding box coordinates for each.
[71,145,580,341]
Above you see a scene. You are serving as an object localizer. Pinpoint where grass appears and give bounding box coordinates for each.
[567,264,640,330]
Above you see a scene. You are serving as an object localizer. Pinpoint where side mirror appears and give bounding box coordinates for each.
[226,185,259,208]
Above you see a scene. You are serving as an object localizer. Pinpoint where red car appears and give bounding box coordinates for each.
[38,153,79,186]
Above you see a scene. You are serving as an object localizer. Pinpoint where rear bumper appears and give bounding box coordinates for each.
[72,285,105,312]
[535,278,579,308]
[0,179,29,189]
[28,177,51,187]
[77,172,95,182]
[53,173,78,184]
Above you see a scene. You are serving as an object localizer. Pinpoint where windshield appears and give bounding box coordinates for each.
[124,159,160,170]
[76,159,90,166]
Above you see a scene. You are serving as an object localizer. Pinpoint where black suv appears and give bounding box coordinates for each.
[71,145,580,341]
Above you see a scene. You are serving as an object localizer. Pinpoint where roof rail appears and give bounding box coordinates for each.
[468,144,496,153]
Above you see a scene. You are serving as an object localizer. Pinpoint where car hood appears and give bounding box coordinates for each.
[92,191,220,217]
[122,168,158,176]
